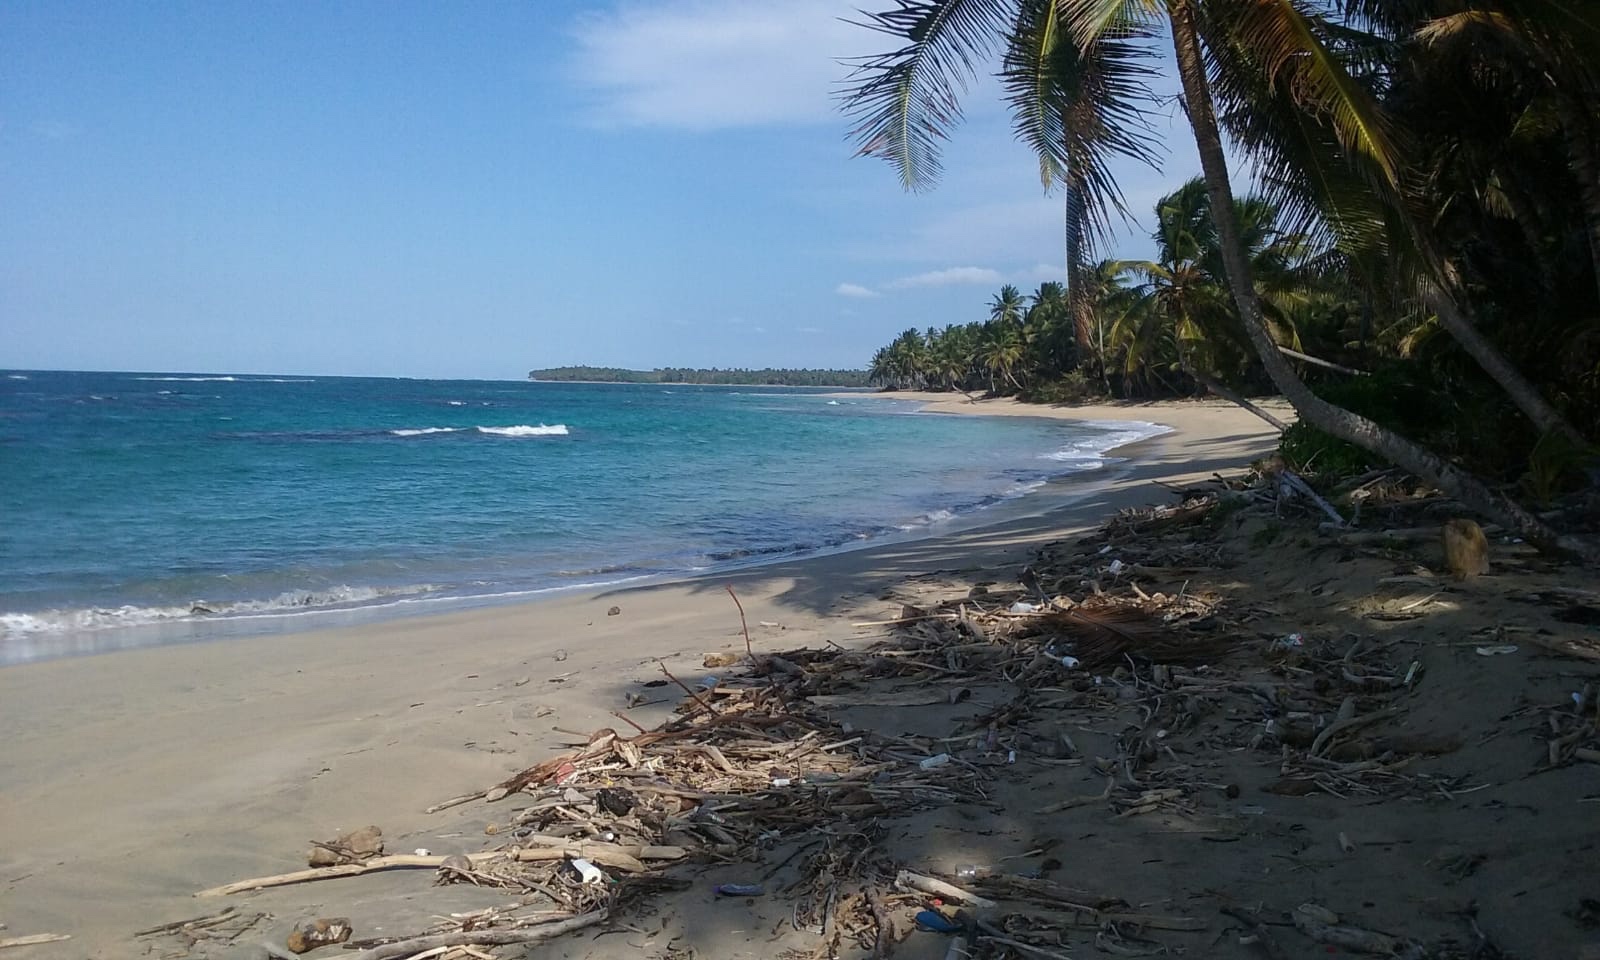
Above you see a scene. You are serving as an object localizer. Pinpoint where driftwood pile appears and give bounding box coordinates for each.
[166,468,1592,960]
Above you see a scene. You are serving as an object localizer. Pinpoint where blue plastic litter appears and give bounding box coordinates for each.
[914,910,962,933]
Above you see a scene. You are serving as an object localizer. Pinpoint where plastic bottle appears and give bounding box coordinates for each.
[919,753,952,770]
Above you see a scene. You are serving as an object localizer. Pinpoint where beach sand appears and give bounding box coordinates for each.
[0,396,1287,956]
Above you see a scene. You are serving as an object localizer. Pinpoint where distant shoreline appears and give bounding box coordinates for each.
[528,379,874,388]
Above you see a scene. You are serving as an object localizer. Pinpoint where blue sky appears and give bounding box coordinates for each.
[1,1,1203,379]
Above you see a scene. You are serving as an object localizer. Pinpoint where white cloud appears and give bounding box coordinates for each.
[1015,263,1063,284]
[834,282,878,298]
[883,266,1004,290]
[796,325,824,334]
[568,1,876,129]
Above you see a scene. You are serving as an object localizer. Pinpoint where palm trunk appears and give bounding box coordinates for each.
[1426,289,1583,442]
[1064,182,1093,363]
[1167,1,1585,557]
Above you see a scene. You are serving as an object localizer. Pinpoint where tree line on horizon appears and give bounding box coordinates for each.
[527,366,871,387]
[844,0,1600,555]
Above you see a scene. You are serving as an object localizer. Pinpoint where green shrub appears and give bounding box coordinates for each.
[1279,420,1373,478]
[1027,371,1096,404]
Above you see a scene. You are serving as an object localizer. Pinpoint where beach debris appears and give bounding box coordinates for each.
[173,465,1596,960]
[0,934,72,949]
[1443,518,1490,578]
[285,917,352,954]
[306,825,383,867]
[338,911,607,960]
[1475,644,1519,656]
[607,605,621,616]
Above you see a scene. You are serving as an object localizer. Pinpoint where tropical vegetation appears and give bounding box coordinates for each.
[843,0,1599,554]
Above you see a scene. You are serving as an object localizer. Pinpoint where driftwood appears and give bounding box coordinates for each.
[197,843,686,897]
[1291,904,1427,958]
[894,870,996,909]
[342,911,606,960]
[0,935,71,950]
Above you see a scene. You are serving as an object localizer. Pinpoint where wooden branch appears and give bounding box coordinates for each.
[343,911,606,960]
[1036,776,1114,814]
[0,935,72,949]
[135,907,236,937]
[1277,345,1369,377]
[423,791,486,814]
[894,870,996,909]
[196,842,686,897]
[658,659,718,716]
[727,585,752,659]
[1279,470,1344,526]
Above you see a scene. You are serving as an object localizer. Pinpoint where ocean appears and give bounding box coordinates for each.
[0,371,1168,664]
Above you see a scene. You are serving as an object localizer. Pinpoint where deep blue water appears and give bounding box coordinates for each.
[0,371,1166,663]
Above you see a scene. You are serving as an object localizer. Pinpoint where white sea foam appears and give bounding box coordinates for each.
[391,426,462,437]
[1040,420,1172,466]
[448,400,466,406]
[134,376,238,382]
[6,374,27,380]
[476,424,569,437]
[0,584,439,638]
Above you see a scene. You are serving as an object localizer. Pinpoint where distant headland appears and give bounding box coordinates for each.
[527,366,871,387]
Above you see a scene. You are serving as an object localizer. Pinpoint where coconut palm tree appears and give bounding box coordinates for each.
[840,0,1580,551]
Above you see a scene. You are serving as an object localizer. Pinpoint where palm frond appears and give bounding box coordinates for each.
[999,0,1164,253]
[839,0,1022,191]
[1220,0,1402,191]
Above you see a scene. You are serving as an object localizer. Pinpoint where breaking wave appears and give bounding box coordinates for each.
[476,424,568,437]
[0,584,442,638]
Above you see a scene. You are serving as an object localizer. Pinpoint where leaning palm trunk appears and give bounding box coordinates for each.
[1180,352,1288,431]
[1167,0,1586,557]
[1426,289,1584,443]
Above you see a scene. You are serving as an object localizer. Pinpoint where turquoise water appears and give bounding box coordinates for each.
[0,371,1166,663]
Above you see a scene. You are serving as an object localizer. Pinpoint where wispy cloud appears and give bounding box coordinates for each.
[568,1,873,129]
[834,282,878,298]
[796,325,824,334]
[883,266,1004,290]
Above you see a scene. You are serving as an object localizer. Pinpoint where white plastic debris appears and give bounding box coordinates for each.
[1009,601,1039,614]
[1107,559,1125,575]
[1474,645,1518,656]
[413,848,431,856]
[569,857,605,885]
[1059,655,1081,669]
[919,753,952,770]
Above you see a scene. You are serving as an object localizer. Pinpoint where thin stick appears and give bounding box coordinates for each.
[197,843,685,897]
[135,907,236,937]
[609,710,650,735]
[726,585,752,659]
[424,791,486,814]
[658,659,718,716]
[343,911,606,960]
[0,935,72,949]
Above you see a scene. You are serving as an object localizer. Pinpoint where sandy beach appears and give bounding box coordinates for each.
[0,396,1287,956]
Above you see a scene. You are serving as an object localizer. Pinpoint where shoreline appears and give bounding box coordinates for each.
[0,396,1288,957]
[0,395,1215,666]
